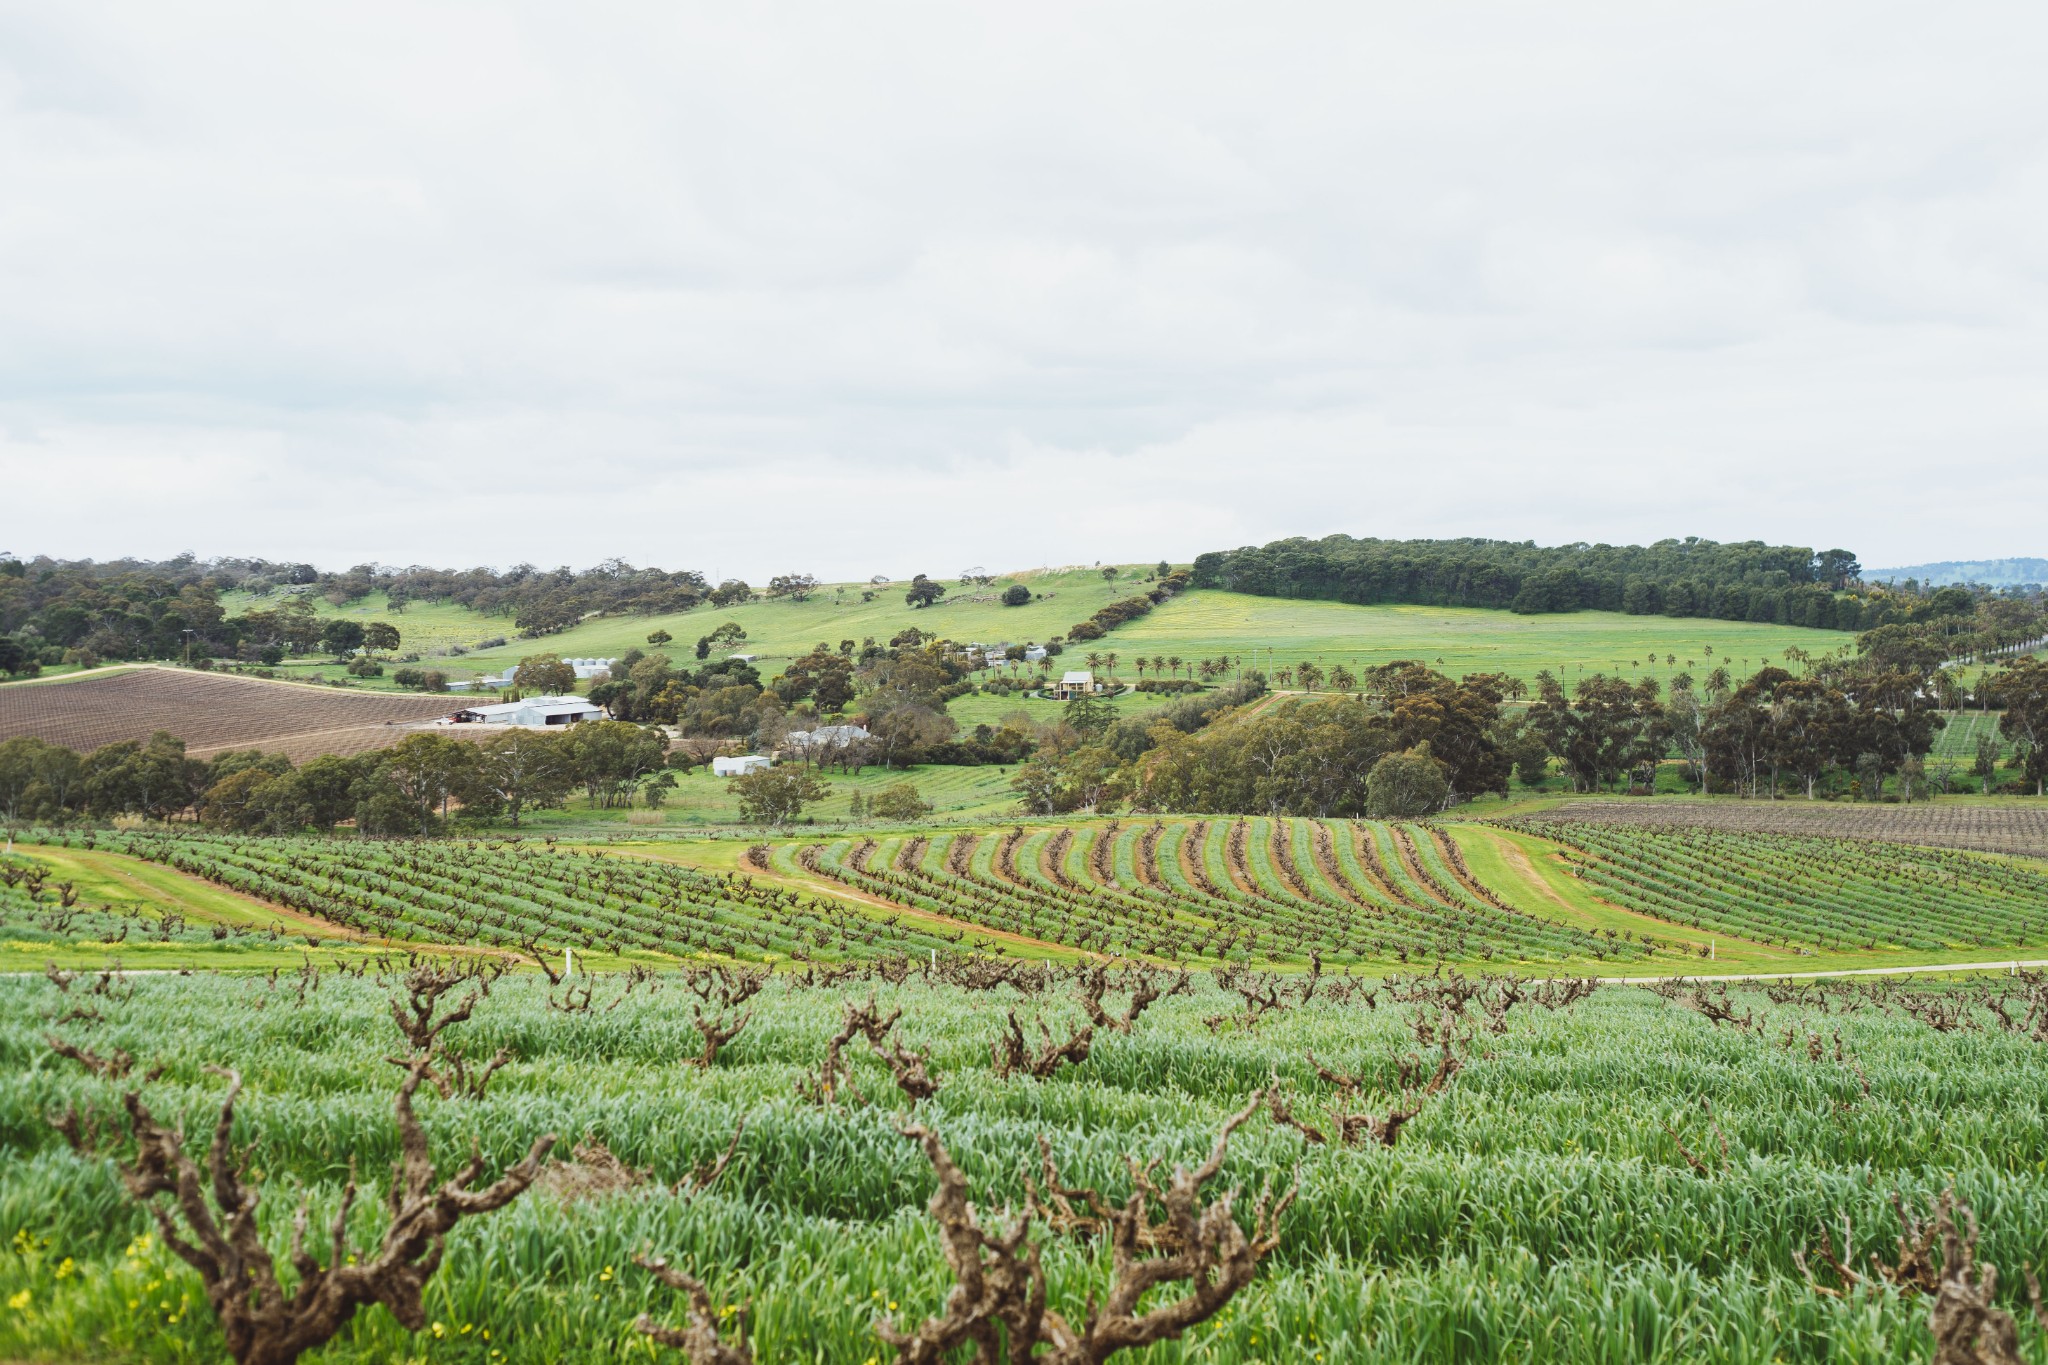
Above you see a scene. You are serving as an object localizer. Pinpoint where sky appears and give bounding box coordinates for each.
[3,3,2045,581]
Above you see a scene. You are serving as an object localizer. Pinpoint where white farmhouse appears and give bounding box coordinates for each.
[712,755,773,776]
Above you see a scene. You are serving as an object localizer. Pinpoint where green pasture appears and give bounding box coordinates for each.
[1107,593,1849,688]
[6,971,2048,1363]
[220,574,1849,694]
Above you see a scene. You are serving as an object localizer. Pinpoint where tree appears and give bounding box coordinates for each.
[512,653,577,695]
[1364,745,1449,817]
[319,619,366,660]
[729,765,830,825]
[1975,732,2004,792]
[365,734,482,835]
[1002,584,1031,606]
[83,732,208,821]
[1526,673,1669,793]
[869,782,934,821]
[1101,565,1119,581]
[1063,695,1116,738]
[904,575,946,609]
[0,636,31,678]
[695,621,748,661]
[647,629,673,647]
[1990,657,2048,794]
[560,721,670,808]
[708,580,752,607]
[472,729,573,826]
[289,754,367,832]
[867,702,956,767]
[362,622,402,655]
[767,574,819,601]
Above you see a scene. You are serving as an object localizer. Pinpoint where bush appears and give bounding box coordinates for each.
[345,656,384,677]
[1134,679,1204,694]
[1002,584,1031,606]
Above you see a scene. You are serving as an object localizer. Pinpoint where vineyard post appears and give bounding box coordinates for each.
[566,946,574,978]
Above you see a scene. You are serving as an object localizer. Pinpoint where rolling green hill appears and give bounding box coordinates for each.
[231,568,1847,694]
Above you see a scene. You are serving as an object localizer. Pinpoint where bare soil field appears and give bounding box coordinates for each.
[0,667,456,761]
[1524,798,2048,859]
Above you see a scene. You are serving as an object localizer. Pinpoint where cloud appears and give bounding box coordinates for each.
[3,2,2045,576]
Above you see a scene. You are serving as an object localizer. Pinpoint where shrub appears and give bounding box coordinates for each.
[1001,584,1031,606]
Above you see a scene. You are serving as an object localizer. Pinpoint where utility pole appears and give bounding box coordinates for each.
[181,628,195,667]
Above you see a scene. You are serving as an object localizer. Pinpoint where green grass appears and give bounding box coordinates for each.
[222,575,1848,693]
[505,762,1024,834]
[5,972,2048,1363]
[1107,593,1848,687]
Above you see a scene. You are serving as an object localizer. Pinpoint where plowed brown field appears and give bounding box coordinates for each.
[0,667,457,761]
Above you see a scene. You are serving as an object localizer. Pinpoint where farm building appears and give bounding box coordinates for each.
[565,658,615,679]
[1051,669,1100,700]
[448,695,604,727]
[712,754,773,776]
[786,724,869,751]
[1024,645,1048,663]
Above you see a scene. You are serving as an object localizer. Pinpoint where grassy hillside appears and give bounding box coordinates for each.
[234,571,1847,693]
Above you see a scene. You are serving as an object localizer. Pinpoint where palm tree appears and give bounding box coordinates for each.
[1167,654,1183,680]
[1151,654,1166,679]
[1085,652,1103,673]
[1104,652,1119,681]
[1135,658,1149,682]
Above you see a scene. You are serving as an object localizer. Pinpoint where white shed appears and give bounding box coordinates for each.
[450,695,603,726]
[712,755,773,776]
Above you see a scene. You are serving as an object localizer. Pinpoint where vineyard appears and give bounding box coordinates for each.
[1521,820,2048,954]
[0,668,455,761]
[1527,798,2048,861]
[783,817,1658,966]
[7,964,2048,1363]
[40,831,982,963]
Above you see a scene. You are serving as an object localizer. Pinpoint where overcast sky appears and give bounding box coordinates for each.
[3,4,2045,580]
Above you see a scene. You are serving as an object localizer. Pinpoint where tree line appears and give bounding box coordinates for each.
[1192,534,1872,624]
[0,722,675,836]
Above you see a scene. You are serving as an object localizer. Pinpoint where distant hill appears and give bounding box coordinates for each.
[1866,558,2048,588]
